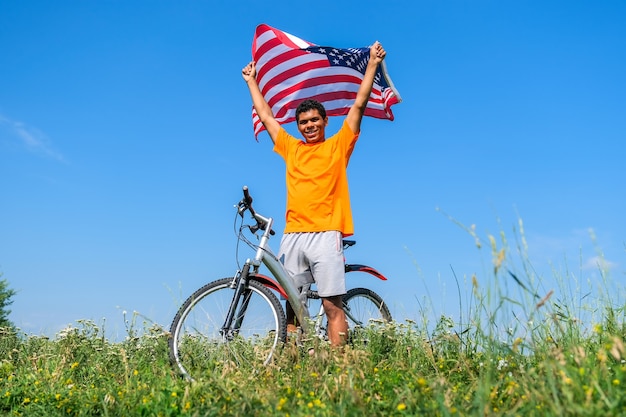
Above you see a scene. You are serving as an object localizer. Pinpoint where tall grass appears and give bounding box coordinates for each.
[2,222,625,416]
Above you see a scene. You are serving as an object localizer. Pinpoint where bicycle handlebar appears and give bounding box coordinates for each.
[242,185,253,206]
[240,186,275,236]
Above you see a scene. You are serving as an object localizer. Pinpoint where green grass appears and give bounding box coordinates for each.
[3,309,626,416]
[3,222,625,416]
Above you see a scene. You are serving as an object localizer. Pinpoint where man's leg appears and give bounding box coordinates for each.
[322,295,348,346]
[285,302,297,333]
[279,233,308,334]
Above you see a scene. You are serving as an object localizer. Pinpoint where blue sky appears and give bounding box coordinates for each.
[1,1,625,339]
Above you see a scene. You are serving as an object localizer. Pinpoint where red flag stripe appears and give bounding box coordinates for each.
[265,73,363,106]
[259,57,329,95]
[269,83,386,117]
[262,66,385,105]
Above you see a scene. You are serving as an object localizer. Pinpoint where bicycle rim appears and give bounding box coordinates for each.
[169,278,286,380]
[343,287,392,328]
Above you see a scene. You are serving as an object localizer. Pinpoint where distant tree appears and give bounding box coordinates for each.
[0,275,16,329]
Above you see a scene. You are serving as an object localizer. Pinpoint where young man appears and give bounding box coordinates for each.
[241,42,386,346]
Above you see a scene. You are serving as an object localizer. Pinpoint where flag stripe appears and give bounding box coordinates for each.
[259,56,329,95]
[265,73,363,107]
[269,82,386,117]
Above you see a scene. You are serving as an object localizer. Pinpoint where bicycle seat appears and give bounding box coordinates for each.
[342,239,356,249]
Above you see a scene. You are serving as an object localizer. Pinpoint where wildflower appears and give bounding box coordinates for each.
[613,379,620,386]
[71,362,79,369]
[397,403,407,411]
[277,397,288,411]
[133,370,139,376]
[513,337,523,352]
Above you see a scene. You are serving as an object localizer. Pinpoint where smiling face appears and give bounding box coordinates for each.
[297,109,328,143]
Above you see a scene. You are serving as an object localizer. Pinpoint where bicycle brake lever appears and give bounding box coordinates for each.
[236,200,247,217]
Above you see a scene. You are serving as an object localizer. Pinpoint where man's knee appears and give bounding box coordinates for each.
[322,296,344,317]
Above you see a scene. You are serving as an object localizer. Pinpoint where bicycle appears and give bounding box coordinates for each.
[168,186,391,380]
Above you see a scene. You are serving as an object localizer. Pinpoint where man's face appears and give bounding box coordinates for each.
[296,109,328,143]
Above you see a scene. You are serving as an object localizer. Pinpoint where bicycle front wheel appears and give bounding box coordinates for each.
[169,277,286,380]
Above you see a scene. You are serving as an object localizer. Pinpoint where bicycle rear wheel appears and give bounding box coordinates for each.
[169,277,286,380]
[343,287,392,342]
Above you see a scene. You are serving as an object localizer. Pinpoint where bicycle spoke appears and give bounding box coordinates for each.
[169,278,286,380]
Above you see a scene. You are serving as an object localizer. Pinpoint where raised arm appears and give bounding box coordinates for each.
[242,61,281,143]
[345,41,386,135]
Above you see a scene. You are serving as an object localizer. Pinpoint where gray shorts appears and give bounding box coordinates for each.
[278,231,346,298]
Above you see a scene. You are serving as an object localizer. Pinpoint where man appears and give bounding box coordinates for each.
[241,41,386,346]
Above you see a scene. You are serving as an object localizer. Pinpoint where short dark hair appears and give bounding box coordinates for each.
[295,99,326,122]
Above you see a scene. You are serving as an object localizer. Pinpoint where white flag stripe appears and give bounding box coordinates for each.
[258,53,327,92]
[263,66,365,102]
[270,83,384,113]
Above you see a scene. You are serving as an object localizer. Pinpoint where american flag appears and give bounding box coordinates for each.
[250,24,401,138]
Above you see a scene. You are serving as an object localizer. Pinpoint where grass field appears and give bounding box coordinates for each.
[3,224,625,416]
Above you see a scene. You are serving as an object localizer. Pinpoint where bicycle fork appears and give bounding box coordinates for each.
[220,264,253,340]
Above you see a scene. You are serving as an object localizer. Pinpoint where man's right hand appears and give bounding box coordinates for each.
[242,61,257,83]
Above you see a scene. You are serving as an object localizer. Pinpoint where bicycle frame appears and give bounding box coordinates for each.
[240,212,312,334]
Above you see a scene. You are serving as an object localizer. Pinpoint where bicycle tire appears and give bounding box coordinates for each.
[169,277,287,380]
[343,287,392,328]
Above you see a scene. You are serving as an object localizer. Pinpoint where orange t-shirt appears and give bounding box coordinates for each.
[273,120,359,236]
